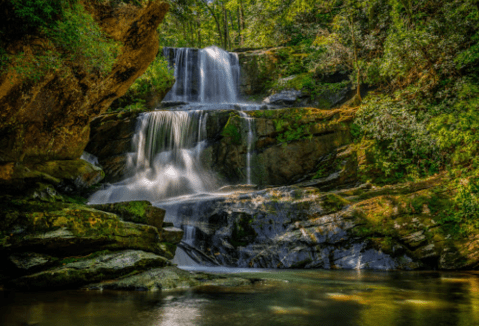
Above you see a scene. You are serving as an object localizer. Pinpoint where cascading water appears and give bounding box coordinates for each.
[88,110,216,204]
[163,46,240,103]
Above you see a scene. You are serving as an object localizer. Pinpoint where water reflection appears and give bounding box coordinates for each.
[1,270,479,326]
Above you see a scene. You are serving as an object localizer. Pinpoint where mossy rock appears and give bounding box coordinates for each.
[7,250,170,290]
[221,113,242,145]
[90,201,165,231]
[322,193,350,213]
[0,200,174,259]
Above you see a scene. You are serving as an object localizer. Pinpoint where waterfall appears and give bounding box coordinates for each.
[163,46,240,103]
[88,110,216,204]
[90,46,253,201]
[88,46,264,267]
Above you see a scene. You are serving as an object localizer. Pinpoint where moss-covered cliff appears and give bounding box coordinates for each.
[0,0,169,169]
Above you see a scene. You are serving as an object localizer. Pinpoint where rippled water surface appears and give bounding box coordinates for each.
[1,269,479,326]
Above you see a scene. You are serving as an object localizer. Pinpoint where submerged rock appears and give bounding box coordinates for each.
[86,266,254,291]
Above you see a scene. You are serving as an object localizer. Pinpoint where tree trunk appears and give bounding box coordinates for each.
[229,11,236,48]
[222,3,228,50]
[348,15,361,100]
[237,7,243,46]
[197,20,202,48]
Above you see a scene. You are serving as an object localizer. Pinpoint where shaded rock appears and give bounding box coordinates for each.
[0,159,105,195]
[29,159,104,191]
[26,183,64,202]
[207,107,355,186]
[160,101,189,108]
[401,231,427,247]
[86,111,140,183]
[162,227,184,244]
[8,252,55,272]
[236,48,280,96]
[7,250,170,290]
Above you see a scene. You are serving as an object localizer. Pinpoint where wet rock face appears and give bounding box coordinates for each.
[0,159,105,195]
[0,1,169,166]
[160,187,417,270]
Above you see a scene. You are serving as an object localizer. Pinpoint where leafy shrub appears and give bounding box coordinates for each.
[428,79,479,166]
[2,0,121,79]
[355,92,440,180]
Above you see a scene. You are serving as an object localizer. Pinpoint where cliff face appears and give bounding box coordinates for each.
[0,1,169,171]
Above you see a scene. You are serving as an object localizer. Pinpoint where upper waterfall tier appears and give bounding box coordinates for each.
[163,46,240,103]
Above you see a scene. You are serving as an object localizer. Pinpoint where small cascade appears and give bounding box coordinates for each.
[183,225,196,246]
[239,111,255,184]
[163,46,240,103]
[88,110,216,204]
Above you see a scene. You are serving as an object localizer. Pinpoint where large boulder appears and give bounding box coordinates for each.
[0,197,181,290]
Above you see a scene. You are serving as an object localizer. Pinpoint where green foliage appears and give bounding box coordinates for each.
[45,3,120,74]
[355,91,440,181]
[128,56,174,99]
[272,108,314,145]
[322,194,349,213]
[428,79,479,166]
[9,0,70,30]
[2,0,121,80]
[436,178,479,237]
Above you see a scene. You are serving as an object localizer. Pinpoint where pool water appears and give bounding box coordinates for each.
[1,269,479,326]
